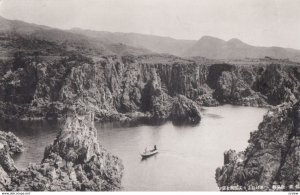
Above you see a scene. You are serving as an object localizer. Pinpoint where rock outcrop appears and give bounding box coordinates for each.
[0,54,299,125]
[0,131,24,155]
[215,102,300,191]
[170,95,201,125]
[0,108,123,191]
[0,131,23,190]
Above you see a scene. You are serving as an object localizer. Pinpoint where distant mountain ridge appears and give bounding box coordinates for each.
[1,15,300,61]
[70,28,300,62]
[183,35,300,61]
[69,28,195,56]
[0,16,151,56]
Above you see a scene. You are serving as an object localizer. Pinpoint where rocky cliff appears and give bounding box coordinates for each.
[0,53,299,125]
[0,130,23,190]
[0,24,299,124]
[1,16,300,192]
[0,106,123,191]
[216,101,300,191]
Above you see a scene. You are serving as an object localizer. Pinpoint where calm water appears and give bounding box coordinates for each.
[0,120,59,166]
[1,105,267,191]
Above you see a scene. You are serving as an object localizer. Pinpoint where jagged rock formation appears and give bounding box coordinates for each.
[170,95,201,125]
[215,102,300,191]
[0,144,13,190]
[0,131,23,190]
[0,131,23,155]
[0,109,123,191]
[0,53,299,124]
[0,16,299,124]
[0,15,300,192]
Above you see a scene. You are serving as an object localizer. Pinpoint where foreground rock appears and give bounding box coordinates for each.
[215,102,300,191]
[0,131,23,190]
[0,131,24,155]
[1,110,123,191]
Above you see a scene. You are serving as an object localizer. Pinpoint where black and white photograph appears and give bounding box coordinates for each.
[0,0,299,193]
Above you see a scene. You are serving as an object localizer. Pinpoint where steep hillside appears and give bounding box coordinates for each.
[2,16,300,62]
[69,29,300,62]
[70,28,195,56]
[0,16,150,57]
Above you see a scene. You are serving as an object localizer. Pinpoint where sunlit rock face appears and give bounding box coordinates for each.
[39,110,124,191]
[1,108,123,191]
[215,102,300,191]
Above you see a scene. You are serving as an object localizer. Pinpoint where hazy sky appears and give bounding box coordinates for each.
[0,0,299,49]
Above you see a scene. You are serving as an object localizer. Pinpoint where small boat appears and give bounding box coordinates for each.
[141,149,158,159]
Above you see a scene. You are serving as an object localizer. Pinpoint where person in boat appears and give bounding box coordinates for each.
[144,145,157,153]
[149,145,157,152]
